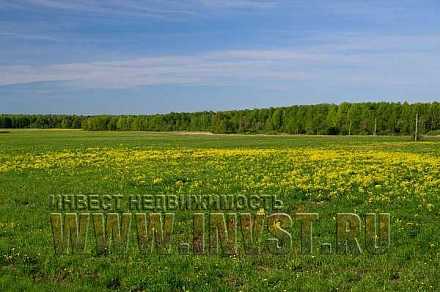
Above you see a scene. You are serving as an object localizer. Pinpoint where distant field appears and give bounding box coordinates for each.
[0,130,439,291]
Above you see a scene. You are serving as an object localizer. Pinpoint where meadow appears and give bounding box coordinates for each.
[0,130,439,291]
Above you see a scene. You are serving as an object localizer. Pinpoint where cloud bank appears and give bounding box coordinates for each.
[1,34,438,90]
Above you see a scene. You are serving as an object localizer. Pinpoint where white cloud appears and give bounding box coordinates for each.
[0,34,438,89]
[0,32,57,41]
[199,0,277,9]
[0,50,310,88]
[2,0,277,19]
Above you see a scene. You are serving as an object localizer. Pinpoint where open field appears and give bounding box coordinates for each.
[0,130,439,291]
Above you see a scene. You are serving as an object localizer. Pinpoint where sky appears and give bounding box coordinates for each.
[0,0,439,114]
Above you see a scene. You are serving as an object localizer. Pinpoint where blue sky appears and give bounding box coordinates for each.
[1,0,439,114]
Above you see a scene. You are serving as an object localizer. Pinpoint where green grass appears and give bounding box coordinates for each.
[0,129,439,291]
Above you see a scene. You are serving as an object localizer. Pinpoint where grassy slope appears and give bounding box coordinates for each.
[0,130,439,291]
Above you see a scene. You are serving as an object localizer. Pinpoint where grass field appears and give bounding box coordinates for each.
[0,130,439,291]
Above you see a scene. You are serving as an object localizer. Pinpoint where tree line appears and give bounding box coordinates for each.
[1,102,440,136]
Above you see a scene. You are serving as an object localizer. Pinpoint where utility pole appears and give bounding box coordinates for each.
[415,112,419,141]
[374,117,377,136]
